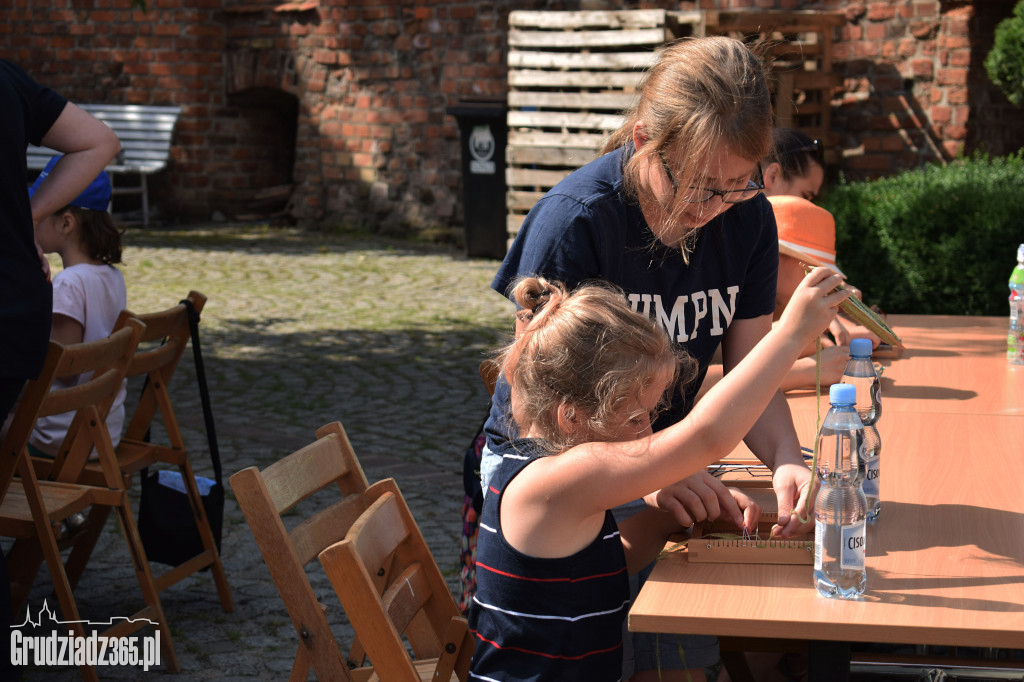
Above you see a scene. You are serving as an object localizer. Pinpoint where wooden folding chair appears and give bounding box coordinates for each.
[0,318,180,679]
[61,290,232,613]
[319,480,475,682]
[230,421,374,681]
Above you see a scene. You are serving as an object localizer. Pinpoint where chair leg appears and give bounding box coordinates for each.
[31,519,100,681]
[62,505,113,589]
[178,461,233,612]
[5,537,45,617]
[109,500,180,673]
[290,643,312,682]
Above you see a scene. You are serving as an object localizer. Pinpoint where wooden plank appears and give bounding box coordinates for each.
[506,190,546,213]
[506,214,526,234]
[770,42,823,59]
[787,71,842,89]
[506,166,574,188]
[509,28,667,50]
[509,51,658,71]
[508,130,609,149]
[507,144,600,167]
[508,69,645,89]
[507,110,624,131]
[705,10,847,31]
[508,90,636,112]
[509,9,666,30]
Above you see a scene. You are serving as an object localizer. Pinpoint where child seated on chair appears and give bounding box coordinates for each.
[27,155,127,456]
[468,268,846,681]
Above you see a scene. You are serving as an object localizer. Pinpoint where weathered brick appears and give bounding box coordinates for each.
[936,67,968,86]
[867,3,896,21]
[930,105,951,123]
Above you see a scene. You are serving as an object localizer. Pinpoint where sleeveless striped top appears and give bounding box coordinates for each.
[468,438,629,681]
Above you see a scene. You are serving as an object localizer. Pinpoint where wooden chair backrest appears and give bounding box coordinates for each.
[229,421,371,680]
[319,480,474,682]
[117,290,205,447]
[1,318,145,494]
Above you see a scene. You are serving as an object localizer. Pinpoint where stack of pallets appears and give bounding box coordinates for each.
[504,9,700,239]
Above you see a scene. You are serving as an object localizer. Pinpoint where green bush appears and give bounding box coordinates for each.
[819,152,1024,316]
[985,0,1024,107]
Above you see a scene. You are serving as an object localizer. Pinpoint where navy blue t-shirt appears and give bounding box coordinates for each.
[486,145,778,450]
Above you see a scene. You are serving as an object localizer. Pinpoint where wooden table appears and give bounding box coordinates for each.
[629,315,1024,680]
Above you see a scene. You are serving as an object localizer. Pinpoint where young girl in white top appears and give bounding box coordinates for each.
[28,155,127,455]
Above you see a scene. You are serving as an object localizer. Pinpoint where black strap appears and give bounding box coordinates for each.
[181,298,221,487]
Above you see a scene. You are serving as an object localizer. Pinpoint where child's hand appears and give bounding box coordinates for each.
[727,487,762,536]
[35,240,51,283]
[778,267,848,346]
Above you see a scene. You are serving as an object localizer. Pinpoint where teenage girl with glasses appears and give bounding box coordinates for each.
[478,36,813,682]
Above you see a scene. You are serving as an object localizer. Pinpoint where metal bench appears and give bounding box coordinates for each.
[27,103,182,226]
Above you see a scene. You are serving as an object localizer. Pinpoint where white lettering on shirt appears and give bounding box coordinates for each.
[628,287,739,342]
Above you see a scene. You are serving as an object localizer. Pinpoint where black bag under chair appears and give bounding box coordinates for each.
[135,295,225,568]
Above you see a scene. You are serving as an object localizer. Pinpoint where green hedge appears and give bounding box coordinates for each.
[819,152,1024,316]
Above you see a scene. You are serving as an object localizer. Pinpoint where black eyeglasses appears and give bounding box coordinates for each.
[658,152,765,204]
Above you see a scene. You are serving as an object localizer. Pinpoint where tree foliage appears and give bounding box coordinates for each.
[985,0,1024,107]
[820,152,1024,316]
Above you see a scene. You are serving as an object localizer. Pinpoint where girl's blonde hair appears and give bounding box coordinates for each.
[499,276,696,453]
[603,36,773,254]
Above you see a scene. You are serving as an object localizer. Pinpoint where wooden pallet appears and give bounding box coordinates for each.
[503,9,846,243]
[703,10,846,164]
[505,9,700,238]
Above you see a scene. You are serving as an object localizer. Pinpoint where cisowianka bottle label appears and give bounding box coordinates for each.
[841,520,866,570]
[863,459,880,497]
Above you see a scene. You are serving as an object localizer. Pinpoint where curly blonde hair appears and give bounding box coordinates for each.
[499,276,696,453]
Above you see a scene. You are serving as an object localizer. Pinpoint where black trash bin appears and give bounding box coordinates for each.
[447,98,508,259]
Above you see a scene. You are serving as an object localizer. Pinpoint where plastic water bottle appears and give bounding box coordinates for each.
[840,338,881,522]
[1009,243,1024,365]
[813,383,867,599]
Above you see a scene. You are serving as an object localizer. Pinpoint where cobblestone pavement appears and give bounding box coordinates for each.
[18,225,514,680]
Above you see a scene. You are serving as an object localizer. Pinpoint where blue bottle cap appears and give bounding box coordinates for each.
[850,338,873,358]
[829,383,857,405]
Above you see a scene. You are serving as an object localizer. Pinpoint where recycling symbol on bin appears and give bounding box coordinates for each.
[469,125,496,175]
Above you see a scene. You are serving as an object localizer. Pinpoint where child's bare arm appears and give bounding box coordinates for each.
[619,488,761,574]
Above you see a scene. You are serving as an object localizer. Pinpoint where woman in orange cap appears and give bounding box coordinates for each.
[769,195,878,389]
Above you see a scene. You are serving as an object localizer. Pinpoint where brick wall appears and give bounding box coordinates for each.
[2,0,1021,229]
[680,0,1022,179]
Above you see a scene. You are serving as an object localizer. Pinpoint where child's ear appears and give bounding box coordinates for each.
[556,403,588,440]
[631,121,648,150]
[763,161,782,187]
[59,211,77,235]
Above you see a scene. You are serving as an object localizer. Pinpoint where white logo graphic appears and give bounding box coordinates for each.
[10,601,161,671]
[468,124,496,175]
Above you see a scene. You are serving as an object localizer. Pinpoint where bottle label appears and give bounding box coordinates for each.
[814,520,823,571]
[841,520,866,570]
[863,458,880,497]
